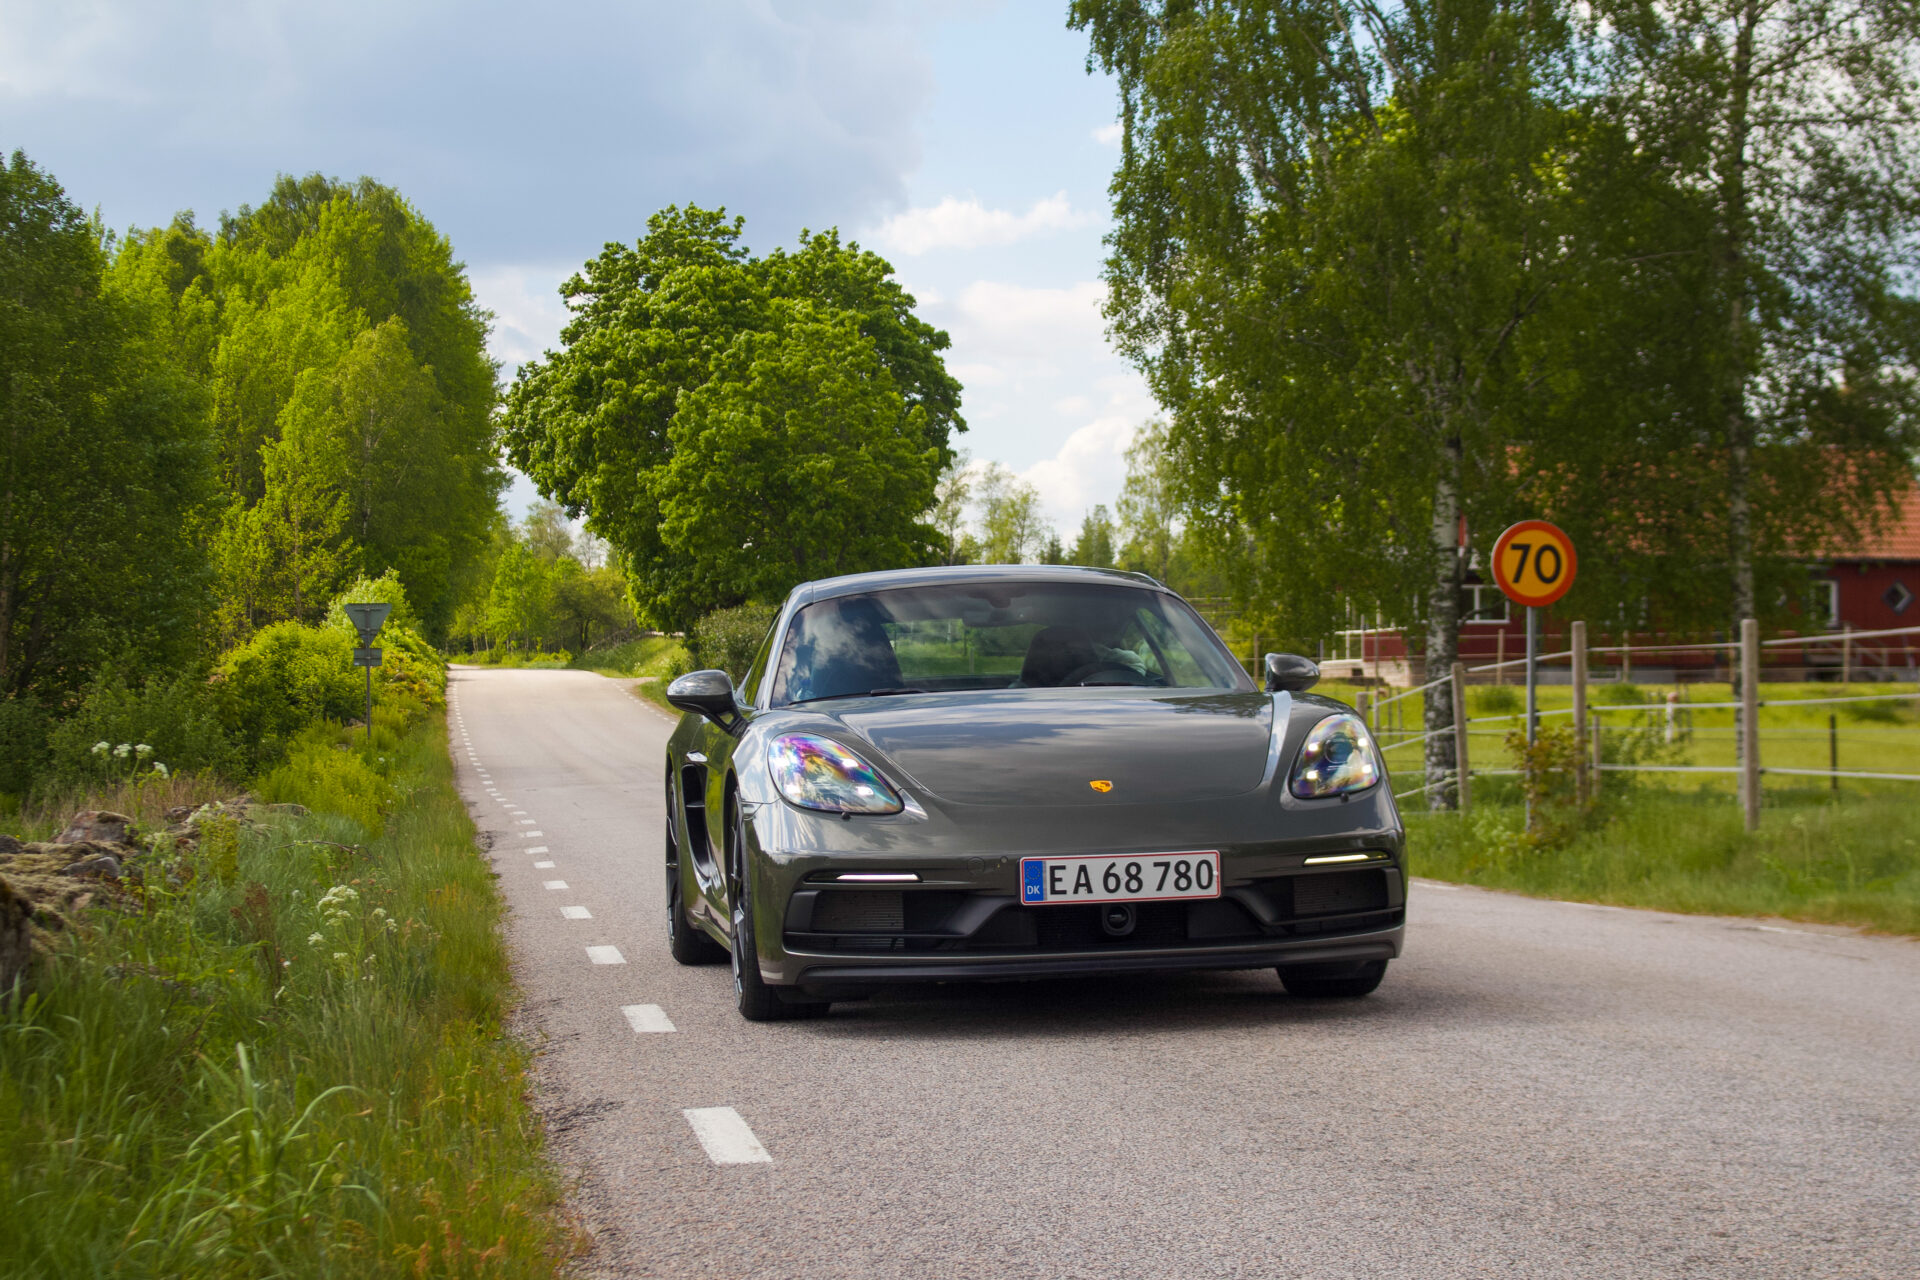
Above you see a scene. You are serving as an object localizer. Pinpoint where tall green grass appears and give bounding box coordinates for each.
[1408,787,1920,934]
[566,634,687,679]
[0,714,575,1278]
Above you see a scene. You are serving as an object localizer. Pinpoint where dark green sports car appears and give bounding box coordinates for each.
[663,565,1406,1021]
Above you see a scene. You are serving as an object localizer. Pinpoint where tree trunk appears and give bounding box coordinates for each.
[1423,437,1464,810]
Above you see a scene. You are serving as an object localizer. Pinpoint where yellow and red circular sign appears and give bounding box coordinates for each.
[1491,520,1577,608]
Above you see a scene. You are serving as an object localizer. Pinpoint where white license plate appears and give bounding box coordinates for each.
[1019,851,1221,905]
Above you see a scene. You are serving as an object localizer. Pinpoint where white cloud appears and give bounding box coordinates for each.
[950,279,1108,364]
[467,264,575,376]
[1092,122,1123,145]
[1019,416,1136,531]
[872,191,1090,255]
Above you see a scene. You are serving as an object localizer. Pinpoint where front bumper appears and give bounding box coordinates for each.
[764,854,1405,992]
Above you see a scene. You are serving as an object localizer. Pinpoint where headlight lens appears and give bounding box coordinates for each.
[767,733,903,814]
[1289,713,1381,798]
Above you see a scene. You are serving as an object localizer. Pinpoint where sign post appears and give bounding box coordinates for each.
[1491,521,1578,825]
[343,603,393,748]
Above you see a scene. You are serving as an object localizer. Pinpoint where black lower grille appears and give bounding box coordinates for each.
[812,891,904,932]
[1032,902,1188,950]
[1292,869,1389,916]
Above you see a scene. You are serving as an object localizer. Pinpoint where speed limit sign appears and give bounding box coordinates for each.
[1492,520,1577,608]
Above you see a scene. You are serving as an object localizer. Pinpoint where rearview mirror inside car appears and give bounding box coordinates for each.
[1264,652,1320,693]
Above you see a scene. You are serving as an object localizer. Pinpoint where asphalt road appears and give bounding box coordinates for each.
[448,666,1920,1279]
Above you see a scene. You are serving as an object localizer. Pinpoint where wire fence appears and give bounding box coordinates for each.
[1350,620,1920,827]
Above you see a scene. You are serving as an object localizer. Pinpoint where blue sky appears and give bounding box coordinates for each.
[1,0,1149,537]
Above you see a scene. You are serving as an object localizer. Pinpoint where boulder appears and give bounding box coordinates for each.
[0,835,21,857]
[59,852,123,879]
[54,811,134,846]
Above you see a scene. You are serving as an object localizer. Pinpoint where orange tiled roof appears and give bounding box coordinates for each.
[1834,484,1920,561]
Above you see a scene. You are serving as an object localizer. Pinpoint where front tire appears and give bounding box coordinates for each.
[667,773,725,965]
[1277,959,1388,998]
[727,792,827,1022]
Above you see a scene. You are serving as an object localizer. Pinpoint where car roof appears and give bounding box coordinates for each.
[790,563,1169,606]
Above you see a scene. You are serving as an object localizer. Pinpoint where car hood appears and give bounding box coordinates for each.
[815,689,1277,807]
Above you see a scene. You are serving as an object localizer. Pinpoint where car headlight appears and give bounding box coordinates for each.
[767,733,903,814]
[1289,713,1381,798]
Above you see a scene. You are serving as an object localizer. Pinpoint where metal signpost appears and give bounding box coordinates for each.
[343,602,393,748]
[1491,521,1578,827]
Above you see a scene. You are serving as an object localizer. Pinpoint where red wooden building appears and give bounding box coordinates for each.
[1323,485,1920,686]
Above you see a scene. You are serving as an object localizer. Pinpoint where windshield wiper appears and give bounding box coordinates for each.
[794,686,929,704]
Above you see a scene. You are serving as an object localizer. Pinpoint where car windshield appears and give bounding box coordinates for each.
[769,580,1253,706]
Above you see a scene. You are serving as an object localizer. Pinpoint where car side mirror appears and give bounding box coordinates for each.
[667,669,743,730]
[1264,652,1320,693]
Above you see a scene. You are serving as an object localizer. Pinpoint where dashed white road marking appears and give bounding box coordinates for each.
[622,1004,677,1034]
[522,831,544,838]
[1758,924,1818,936]
[533,860,556,869]
[562,905,592,919]
[543,880,569,890]
[1414,880,1462,891]
[684,1107,772,1165]
[527,846,549,854]
[586,945,625,965]
[517,818,537,825]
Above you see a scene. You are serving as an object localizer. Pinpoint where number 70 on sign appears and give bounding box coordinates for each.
[1491,520,1578,608]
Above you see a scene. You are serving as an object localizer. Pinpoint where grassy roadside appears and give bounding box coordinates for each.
[0,712,575,1277]
[567,635,687,679]
[1406,789,1920,934]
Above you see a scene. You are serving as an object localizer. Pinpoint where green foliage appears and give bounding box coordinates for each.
[502,207,962,628]
[113,173,504,641]
[1066,505,1118,569]
[215,624,363,765]
[0,697,50,795]
[0,712,575,1275]
[323,568,422,634]
[689,603,777,683]
[0,152,219,703]
[1471,684,1523,716]
[567,635,687,678]
[46,667,236,783]
[969,462,1047,564]
[256,726,395,836]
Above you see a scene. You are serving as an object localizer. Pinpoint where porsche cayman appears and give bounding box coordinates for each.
[663,565,1406,1020]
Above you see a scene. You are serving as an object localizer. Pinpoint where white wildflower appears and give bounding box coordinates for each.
[91,741,111,756]
[113,743,131,759]
[134,744,152,757]
[152,762,170,779]
[308,932,324,947]
[332,952,349,962]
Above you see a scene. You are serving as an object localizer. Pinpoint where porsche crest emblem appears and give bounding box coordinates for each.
[1089,780,1114,793]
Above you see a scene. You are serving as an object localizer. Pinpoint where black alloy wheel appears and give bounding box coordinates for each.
[727,791,827,1022]
[1277,959,1388,998]
[666,771,725,965]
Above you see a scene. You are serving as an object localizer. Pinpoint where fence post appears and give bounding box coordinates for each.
[1842,624,1852,685]
[1740,617,1761,831]
[1591,716,1603,798]
[1571,620,1588,806]
[1451,661,1471,813]
[1357,689,1372,735]
[1496,629,1505,685]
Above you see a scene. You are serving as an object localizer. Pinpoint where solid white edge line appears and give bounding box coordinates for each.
[622,1003,677,1033]
[585,945,624,964]
[683,1107,772,1164]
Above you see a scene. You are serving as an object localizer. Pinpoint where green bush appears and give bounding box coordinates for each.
[256,726,395,837]
[689,603,777,683]
[0,696,49,795]
[322,568,423,634]
[1472,684,1522,715]
[216,623,364,766]
[46,667,237,784]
